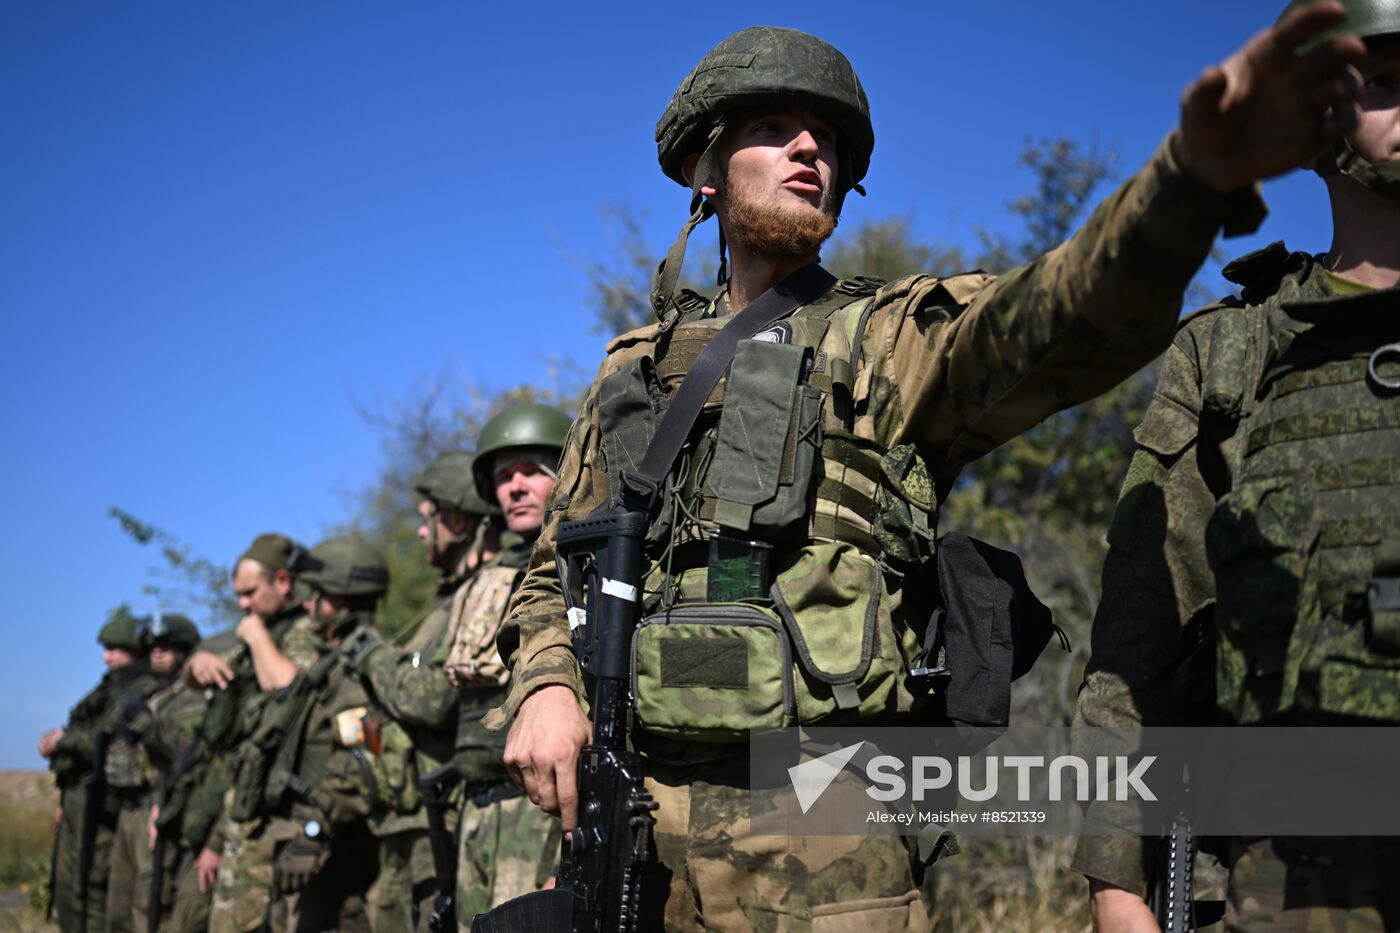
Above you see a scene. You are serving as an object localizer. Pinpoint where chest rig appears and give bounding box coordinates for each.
[584,276,948,743]
[1203,283,1400,724]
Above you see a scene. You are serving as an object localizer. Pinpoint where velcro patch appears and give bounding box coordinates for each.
[659,635,749,689]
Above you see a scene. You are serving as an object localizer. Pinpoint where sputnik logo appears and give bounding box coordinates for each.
[787,742,866,814]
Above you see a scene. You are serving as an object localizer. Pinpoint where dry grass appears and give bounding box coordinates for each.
[929,837,1091,933]
[0,772,58,932]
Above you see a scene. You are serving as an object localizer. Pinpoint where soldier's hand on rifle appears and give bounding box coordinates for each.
[504,684,592,830]
[195,848,221,893]
[1089,879,1159,933]
[37,727,64,758]
[186,650,234,690]
[1173,0,1365,192]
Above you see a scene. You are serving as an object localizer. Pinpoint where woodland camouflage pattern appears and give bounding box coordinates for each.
[1073,246,1400,922]
[484,137,1266,928]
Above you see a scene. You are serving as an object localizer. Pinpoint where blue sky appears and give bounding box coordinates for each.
[0,1,1329,768]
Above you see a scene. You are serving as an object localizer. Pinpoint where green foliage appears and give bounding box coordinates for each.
[348,370,589,639]
[107,507,239,631]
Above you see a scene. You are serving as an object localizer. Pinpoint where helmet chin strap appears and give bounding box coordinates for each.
[1321,142,1400,202]
[652,122,725,318]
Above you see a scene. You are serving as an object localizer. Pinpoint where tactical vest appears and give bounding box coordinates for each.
[1202,272,1400,724]
[591,278,948,743]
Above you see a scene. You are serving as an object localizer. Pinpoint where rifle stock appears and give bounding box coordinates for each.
[471,508,657,933]
[78,730,111,933]
[421,761,463,933]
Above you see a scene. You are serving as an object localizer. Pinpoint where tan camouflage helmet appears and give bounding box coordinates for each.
[651,27,873,314]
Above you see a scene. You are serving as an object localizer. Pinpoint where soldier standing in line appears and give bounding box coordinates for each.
[485,8,1369,930]
[103,613,201,933]
[40,614,158,933]
[447,405,568,926]
[352,450,503,930]
[186,534,322,933]
[253,536,388,933]
[1074,1,1400,929]
[134,614,217,933]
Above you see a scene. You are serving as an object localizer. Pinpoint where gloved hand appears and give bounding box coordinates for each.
[274,829,330,894]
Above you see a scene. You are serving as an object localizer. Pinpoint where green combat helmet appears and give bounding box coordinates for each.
[472,403,572,502]
[415,450,500,517]
[651,26,874,313]
[147,613,200,650]
[99,612,148,651]
[296,536,390,598]
[1282,0,1400,199]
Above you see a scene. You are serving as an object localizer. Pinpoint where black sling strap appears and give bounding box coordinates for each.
[619,262,837,511]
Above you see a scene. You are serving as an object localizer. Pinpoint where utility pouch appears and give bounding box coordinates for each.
[1206,476,1321,723]
[1367,540,1400,656]
[373,717,421,814]
[707,339,821,540]
[632,543,912,741]
[632,604,794,742]
[932,533,1058,729]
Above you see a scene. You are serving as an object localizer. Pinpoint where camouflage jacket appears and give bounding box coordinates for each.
[1071,246,1398,891]
[486,138,1265,733]
[53,666,159,791]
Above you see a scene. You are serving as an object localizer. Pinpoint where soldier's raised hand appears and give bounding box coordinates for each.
[1175,0,1366,191]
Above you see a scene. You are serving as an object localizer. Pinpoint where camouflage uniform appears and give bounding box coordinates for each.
[450,539,562,925]
[52,663,159,933]
[206,611,322,933]
[355,568,470,932]
[104,669,177,933]
[1072,246,1400,929]
[138,673,216,932]
[486,127,1266,927]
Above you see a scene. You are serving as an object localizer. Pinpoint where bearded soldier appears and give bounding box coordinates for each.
[448,405,568,925]
[102,613,201,933]
[484,9,1369,930]
[40,614,158,933]
[1074,1,1400,929]
[350,450,502,930]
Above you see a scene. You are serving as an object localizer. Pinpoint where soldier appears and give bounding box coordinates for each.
[350,450,502,931]
[40,614,157,933]
[192,534,321,933]
[131,614,215,933]
[486,10,1369,931]
[103,613,201,933]
[1073,2,1400,929]
[256,536,388,932]
[448,405,568,925]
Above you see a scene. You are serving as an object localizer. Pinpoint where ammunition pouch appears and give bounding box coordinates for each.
[368,716,421,814]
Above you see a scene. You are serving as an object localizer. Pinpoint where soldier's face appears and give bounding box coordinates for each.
[102,647,134,671]
[1349,39,1400,165]
[233,560,294,620]
[149,645,183,674]
[701,109,839,257]
[417,499,474,568]
[493,458,555,536]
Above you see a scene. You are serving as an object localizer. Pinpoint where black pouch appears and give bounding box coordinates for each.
[929,532,1057,728]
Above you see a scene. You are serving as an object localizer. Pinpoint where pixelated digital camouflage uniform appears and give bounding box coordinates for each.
[484,27,1267,926]
[1072,246,1400,930]
[206,610,323,933]
[51,663,156,933]
[446,537,562,925]
[356,565,472,932]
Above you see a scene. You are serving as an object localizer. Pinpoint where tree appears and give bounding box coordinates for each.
[108,507,239,630]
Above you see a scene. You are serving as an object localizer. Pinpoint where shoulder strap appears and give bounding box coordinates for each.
[621,262,837,510]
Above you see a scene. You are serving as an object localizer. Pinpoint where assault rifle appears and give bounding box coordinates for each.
[471,508,657,933]
[1147,809,1193,933]
[78,729,111,933]
[421,761,463,933]
[149,737,201,933]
